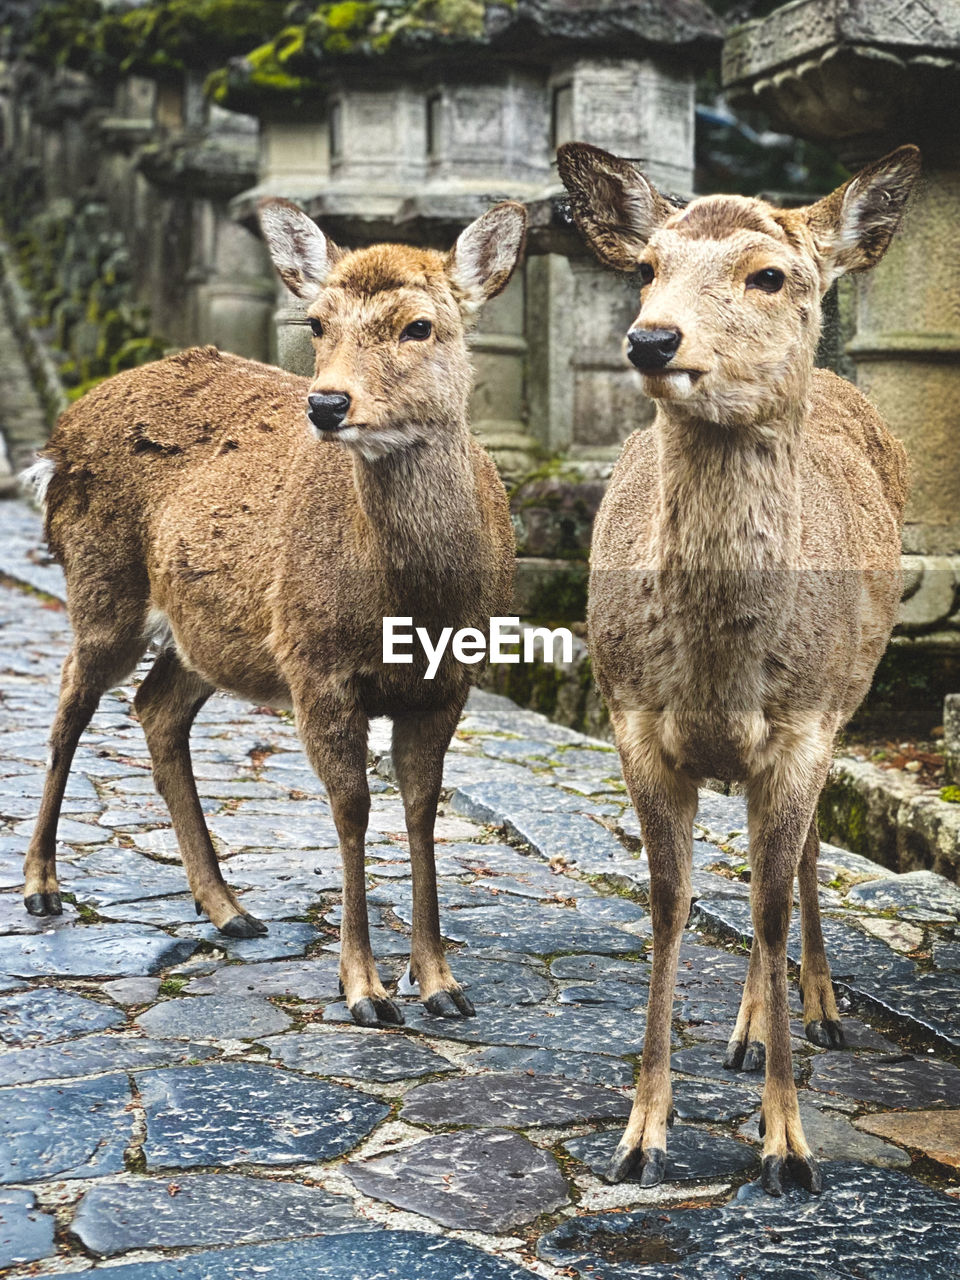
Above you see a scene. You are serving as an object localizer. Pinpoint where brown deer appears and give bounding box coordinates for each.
[557,142,918,1194]
[21,198,523,1026]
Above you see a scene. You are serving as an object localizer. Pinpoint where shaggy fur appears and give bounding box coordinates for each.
[23,202,523,1026]
[558,142,918,1195]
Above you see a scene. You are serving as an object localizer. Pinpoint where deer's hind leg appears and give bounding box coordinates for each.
[798,817,843,1048]
[134,648,266,938]
[393,698,473,1018]
[25,603,149,916]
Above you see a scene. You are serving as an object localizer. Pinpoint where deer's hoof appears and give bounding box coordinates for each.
[24,892,62,917]
[605,1143,665,1186]
[350,996,404,1027]
[723,1037,765,1072]
[761,1152,822,1197]
[424,988,475,1019]
[761,1154,784,1196]
[805,1018,845,1050]
[220,912,268,939]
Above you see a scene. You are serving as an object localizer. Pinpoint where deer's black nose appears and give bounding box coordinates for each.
[626,328,682,372]
[307,393,351,432]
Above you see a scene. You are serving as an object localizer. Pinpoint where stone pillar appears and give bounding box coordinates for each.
[257,117,331,374]
[550,57,696,195]
[849,164,960,554]
[723,0,960,635]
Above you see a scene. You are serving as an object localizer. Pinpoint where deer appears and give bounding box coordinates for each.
[20,197,523,1027]
[557,141,919,1195]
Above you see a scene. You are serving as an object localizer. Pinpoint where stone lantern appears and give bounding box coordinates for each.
[222,0,722,480]
[724,1,960,647]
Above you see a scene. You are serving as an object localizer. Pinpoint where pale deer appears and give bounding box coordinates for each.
[21,199,523,1025]
[558,142,918,1194]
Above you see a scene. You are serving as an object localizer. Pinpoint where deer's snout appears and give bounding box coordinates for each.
[626,328,682,372]
[307,393,351,432]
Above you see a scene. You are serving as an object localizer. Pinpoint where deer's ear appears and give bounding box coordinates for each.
[802,145,921,288]
[447,202,527,312]
[257,198,341,299]
[556,142,678,273]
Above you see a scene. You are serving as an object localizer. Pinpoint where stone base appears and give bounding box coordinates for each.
[820,756,960,884]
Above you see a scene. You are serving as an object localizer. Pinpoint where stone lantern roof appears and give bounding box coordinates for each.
[209,0,723,115]
[723,0,960,158]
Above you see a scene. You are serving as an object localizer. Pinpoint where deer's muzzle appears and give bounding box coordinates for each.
[307,393,351,432]
[626,328,682,372]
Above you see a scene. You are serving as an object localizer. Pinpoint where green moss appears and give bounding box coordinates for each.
[158,976,188,996]
[940,786,960,804]
[26,0,290,82]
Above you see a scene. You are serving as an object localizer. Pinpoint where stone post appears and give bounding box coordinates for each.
[724,0,960,558]
[723,0,960,670]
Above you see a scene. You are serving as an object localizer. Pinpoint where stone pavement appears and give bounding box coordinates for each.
[1,495,959,1279]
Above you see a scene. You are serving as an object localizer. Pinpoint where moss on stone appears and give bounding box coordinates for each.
[940,786,960,804]
[26,0,290,82]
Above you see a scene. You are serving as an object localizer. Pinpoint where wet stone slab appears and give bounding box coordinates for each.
[845,870,960,919]
[0,1033,219,1087]
[52,1230,542,1279]
[841,970,960,1050]
[0,1074,132,1182]
[0,985,123,1046]
[537,1162,960,1280]
[672,1078,762,1123]
[0,1188,55,1269]
[401,1071,631,1128]
[135,995,291,1041]
[71,1173,367,1256]
[0,923,197,977]
[184,956,342,1000]
[549,954,649,983]
[808,1052,960,1108]
[264,1028,455,1082]
[402,1003,647,1055]
[462,1045,635,1088]
[438,903,641,957]
[140,1062,389,1169]
[565,1124,757,1184]
[345,1129,570,1232]
[174,920,322,961]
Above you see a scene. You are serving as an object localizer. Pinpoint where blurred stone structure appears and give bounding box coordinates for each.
[219,0,722,480]
[725,0,960,660]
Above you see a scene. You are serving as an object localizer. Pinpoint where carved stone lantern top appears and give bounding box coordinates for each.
[210,0,722,117]
[723,0,960,162]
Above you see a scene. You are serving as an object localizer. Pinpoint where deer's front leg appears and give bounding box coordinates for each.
[608,755,697,1186]
[392,700,473,1018]
[747,765,828,1196]
[297,692,402,1027]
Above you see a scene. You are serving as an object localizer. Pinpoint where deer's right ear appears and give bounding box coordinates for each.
[257,198,340,300]
[447,202,527,315]
[556,143,676,273]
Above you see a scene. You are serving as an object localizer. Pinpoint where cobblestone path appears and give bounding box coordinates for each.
[1,497,959,1278]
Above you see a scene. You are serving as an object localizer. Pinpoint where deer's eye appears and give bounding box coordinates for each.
[747,268,785,293]
[401,319,432,342]
[309,317,323,338]
[638,262,654,286]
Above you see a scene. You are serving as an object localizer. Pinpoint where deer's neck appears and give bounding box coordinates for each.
[352,427,481,578]
[653,402,804,571]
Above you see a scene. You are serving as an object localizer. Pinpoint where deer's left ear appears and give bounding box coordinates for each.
[447,202,527,313]
[803,145,921,288]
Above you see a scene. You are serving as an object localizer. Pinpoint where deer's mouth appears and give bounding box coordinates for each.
[642,369,704,381]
